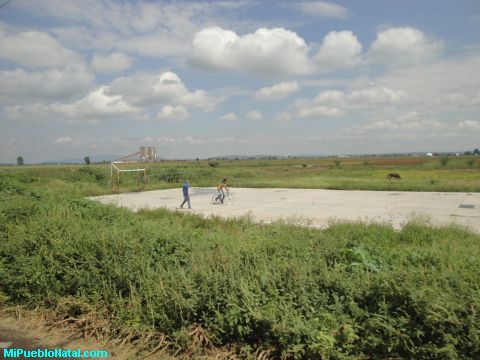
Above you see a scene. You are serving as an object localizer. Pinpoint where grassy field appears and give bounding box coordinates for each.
[1,156,480,358]
[1,155,480,195]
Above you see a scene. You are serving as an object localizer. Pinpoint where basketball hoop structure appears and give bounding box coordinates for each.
[111,146,156,189]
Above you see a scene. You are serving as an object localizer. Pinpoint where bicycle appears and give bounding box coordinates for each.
[211,189,235,205]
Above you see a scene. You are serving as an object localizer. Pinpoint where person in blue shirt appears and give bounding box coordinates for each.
[180,180,191,209]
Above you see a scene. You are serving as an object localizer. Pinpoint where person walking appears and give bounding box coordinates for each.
[180,180,191,209]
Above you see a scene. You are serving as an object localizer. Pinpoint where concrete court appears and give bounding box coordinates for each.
[91,188,480,232]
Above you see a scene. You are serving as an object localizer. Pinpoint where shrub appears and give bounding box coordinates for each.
[1,166,480,358]
[75,166,106,182]
[440,157,450,167]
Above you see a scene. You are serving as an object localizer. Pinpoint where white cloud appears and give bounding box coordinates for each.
[220,112,237,121]
[139,135,250,147]
[157,105,190,121]
[91,52,132,73]
[458,120,480,129]
[326,110,470,151]
[351,111,444,133]
[469,89,480,106]
[443,92,480,107]
[294,85,406,118]
[22,0,244,35]
[119,32,193,58]
[246,110,263,121]
[255,82,299,100]
[0,27,84,68]
[191,26,311,76]
[109,71,223,111]
[273,111,292,123]
[6,86,138,122]
[51,86,138,121]
[3,70,222,123]
[347,86,407,105]
[4,103,49,120]
[311,90,345,104]
[55,137,73,145]
[51,26,115,51]
[191,26,239,69]
[373,53,480,109]
[315,31,362,70]
[313,86,406,105]
[0,66,94,104]
[19,1,250,58]
[368,27,443,66]
[182,90,223,112]
[293,97,340,119]
[297,1,350,19]
[297,105,344,118]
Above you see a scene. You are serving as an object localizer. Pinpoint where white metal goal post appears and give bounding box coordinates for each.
[110,147,155,189]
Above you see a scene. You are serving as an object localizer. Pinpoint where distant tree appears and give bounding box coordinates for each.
[474,148,480,155]
[333,160,341,167]
[16,156,24,166]
[84,156,91,165]
[464,151,472,155]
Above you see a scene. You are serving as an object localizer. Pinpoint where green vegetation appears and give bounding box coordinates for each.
[2,155,480,195]
[440,157,450,167]
[1,157,480,358]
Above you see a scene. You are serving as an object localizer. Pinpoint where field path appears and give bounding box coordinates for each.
[91,188,480,232]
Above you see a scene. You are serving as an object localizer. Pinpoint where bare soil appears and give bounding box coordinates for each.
[0,307,236,359]
[0,307,150,359]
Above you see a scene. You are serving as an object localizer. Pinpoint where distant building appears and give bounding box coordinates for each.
[426,152,433,157]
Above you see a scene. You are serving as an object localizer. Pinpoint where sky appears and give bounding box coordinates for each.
[1,0,480,163]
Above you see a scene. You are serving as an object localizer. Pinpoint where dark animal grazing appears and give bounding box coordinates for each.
[386,173,401,180]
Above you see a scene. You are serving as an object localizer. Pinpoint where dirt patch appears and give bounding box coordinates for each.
[0,307,239,359]
[0,307,162,359]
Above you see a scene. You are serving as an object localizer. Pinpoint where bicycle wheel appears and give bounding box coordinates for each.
[225,193,235,205]
[211,193,221,204]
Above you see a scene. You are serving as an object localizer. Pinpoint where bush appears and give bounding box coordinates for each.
[75,166,106,182]
[1,167,480,358]
[440,157,450,167]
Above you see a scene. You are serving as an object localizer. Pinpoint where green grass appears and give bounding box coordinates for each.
[1,158,480,358]
[2,155,479,194]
